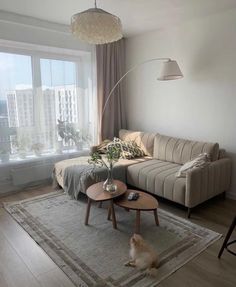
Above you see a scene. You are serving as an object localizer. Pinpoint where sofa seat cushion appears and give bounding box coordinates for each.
[54,155,152,189]
[153,134,219,164]
[127,159,186,205]
[119,129,157,156]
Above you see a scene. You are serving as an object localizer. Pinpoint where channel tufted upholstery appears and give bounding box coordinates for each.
[127,159,186,205]
[153,134,219,164]
[54,128,232,214]
[186,158,232,207]
[124,130,231,210]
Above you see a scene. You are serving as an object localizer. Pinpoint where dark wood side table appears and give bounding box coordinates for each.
[85,180,127,229]
[218,216,236,258]
[113,189,159,234]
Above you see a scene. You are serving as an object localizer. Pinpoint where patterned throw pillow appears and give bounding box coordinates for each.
[108,138,145,159]
[96,139,112,154]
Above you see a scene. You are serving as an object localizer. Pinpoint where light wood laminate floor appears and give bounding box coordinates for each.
[0,185,235,287]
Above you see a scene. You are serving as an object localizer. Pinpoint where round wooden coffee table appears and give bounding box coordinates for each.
[114,189,159,234]
[85,180,127,229]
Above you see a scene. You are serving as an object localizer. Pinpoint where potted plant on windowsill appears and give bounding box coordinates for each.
[57,120,83,151]
[16,137,29,159]
[31,143,44,157]
[88,144,121,192]
[0,149,10,163]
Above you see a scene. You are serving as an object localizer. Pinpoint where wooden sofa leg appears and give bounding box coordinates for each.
[187,208,191,219]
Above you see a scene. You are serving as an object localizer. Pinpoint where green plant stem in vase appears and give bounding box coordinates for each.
[88,144,121,192]
[103,162,117,192]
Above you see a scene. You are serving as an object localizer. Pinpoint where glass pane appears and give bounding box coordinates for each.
[40,58,80,150]
[0,51,94,164]
[0,52,33,161]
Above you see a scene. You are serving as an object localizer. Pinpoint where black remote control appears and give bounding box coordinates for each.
[128,192,139,201]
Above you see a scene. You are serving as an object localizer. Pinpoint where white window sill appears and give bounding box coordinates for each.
[0,148,90,168]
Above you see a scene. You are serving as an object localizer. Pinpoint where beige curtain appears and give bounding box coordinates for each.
[96,38,126,142]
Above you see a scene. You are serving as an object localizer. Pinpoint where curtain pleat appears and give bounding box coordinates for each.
[96,38,127,142]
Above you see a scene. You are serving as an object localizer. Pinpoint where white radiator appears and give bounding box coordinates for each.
[11,163,53,186]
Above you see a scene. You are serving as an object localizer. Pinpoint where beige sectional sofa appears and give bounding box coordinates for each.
[54,129,232,217]
[119,129,231,217]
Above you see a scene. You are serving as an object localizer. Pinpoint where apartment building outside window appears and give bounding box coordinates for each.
[0,42,96,163]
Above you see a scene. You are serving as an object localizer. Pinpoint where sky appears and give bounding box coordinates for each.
[0,52,76,100]
[0,53,32,96]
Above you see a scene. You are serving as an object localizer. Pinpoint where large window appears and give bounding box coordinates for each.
[0,45,95,163]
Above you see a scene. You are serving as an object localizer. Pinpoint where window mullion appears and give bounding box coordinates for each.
[31,55,42,88]
[31,56,43,134]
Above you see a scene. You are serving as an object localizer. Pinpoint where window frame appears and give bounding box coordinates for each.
[0,39,96,162]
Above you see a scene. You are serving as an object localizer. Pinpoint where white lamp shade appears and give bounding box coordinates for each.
[71,8,123,45]
[158,60,183,81]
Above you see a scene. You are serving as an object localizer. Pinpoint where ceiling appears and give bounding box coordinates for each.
[0,0,236,37]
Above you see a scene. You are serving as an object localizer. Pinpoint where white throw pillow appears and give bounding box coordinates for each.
[176,153,211,178]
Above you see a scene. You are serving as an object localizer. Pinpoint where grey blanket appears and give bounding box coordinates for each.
[63,164,126,199]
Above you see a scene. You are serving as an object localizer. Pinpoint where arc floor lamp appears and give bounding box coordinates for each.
[99,58,183,189]
[102,58,183,117]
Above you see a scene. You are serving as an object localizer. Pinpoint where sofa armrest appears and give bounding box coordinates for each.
[186,158,232,208]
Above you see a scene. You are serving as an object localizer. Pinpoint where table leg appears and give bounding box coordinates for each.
[98,201,103,208]
[107,206,111,221]
[135,210,141,234]
[110,200,117,229]
[153,209,159,226]
[85,198,92,225]
[218,216,236,258]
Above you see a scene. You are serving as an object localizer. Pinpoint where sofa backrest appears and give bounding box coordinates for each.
[119,129,157,156]
[153,134,219,164]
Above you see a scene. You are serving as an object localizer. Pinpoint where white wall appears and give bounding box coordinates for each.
[126,9,236,199]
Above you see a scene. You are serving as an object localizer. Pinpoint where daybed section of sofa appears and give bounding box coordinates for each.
[126,132,232,213]
[54,155,152,190]
[53,129,156,197]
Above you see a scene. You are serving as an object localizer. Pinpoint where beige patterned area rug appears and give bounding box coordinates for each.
[4,192,221,287]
